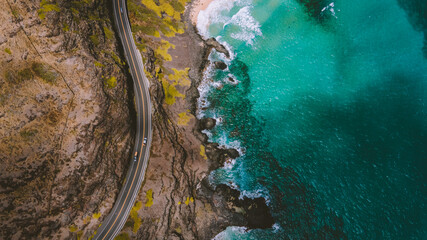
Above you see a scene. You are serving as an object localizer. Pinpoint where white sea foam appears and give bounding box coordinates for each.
[214,36,236,61]
[201,129,213,139]
[215,132,246,156]
[212,226,248,240]
[197,0,236,38]
[239,188,270,205]
[215,36,236,60]
[227,180,240,190]
[321,2,338,19]
[197,0,261,45]
[196,61,215,118]
[196,1,271,220]
[196,49,237,119]
[226,6,262,45]
[223,158,236,169]
[239,189,263,200]
[272,223,281,233]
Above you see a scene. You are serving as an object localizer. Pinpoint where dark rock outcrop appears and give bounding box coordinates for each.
[206,37,230,58]
[205,143,240,171]
[199,117,216,130]
[214,61,227,70]
[196,181,275,239]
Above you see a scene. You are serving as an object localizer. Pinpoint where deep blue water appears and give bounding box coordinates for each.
[196,0,427,239]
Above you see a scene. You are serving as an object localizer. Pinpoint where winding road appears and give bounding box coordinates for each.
[93,0,152,239]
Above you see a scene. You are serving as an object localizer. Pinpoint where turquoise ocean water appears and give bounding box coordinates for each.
[196,0,427,239]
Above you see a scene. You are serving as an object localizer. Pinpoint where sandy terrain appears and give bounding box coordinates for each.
[190,0,215,25]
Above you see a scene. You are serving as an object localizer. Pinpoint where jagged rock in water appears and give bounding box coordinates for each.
[206,37,230,58]
[199,117,216,130]
[204,142,240,170]
[214,61,227,70]
[197,181,274,232]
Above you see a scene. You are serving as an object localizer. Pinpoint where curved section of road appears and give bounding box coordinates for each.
[93,0,152,239]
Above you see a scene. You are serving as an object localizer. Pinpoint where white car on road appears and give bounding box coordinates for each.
[133,151,137,162]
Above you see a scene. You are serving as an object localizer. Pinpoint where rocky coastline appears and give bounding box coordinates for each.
[0,0,274,239]
[117,0,274,238]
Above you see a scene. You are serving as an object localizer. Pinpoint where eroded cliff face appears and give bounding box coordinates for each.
[0,0,134,239]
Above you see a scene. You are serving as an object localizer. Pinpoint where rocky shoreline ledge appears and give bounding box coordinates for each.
[186,0,275,232]
[117,0,274,238]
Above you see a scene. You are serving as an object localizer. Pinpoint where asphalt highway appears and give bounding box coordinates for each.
[92,0,152,239]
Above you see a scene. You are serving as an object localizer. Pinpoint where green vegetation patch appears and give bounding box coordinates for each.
[104,76,117,88]
[168,68,190,86]
[92,212,101,219]
[18,68,34,80]
[83,215,91,224]
[31,62,57,84]
[71,7,79,16]
[90,34,100,46]
[177,111,192,126]
[127,0,189,51]
[4,48,11,54]
[184,196,194,205]
[114,233,130,240]
[127,0,193,107]
[109,51,126,66]
[94,61,105,68]
[77,230,83,240]
[160,67,190,105]
[103,26,114,40]
[11,9,20,18]
[88,14,101,21]
[145,189,154,207]
[62,23,70,32]
[69,224,78,233]
[4,68,33,84]
[88,230,97,240]
[132,0,188,32]
[130,201,142,233]
[68,0,109,26]
[4,67,35,84]
[38,0,61,20]
[20,129,38,140]
[155,40,175,62]
[200,145,207,160]
[162,79,184,105]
